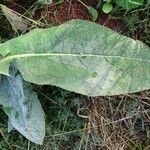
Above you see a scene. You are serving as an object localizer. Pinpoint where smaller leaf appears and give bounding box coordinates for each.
[87,6,98,22]
[0,64,45,145]
[1,5,28,33]
[102,2,113,14]
[38,0,52,4]
[114,0,144,9]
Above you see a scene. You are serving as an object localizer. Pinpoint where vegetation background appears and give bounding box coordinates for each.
[0,0,150,149]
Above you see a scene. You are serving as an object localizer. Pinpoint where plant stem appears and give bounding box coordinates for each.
[78,0,88,9]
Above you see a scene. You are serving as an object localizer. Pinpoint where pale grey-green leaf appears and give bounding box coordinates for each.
[0,19,150,96]
[0,66,45,144]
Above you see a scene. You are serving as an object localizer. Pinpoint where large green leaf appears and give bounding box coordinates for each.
[0,65,45,144]
[0,19,150,96]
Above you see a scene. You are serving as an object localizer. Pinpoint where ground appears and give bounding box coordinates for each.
[0,0,150,149]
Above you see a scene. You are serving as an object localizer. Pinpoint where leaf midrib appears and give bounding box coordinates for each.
[0,53,150,63]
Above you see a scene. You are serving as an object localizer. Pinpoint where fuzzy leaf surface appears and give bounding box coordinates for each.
[0,19,150,96]
[0,66,45,144]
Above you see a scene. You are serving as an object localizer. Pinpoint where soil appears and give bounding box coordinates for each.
[46,0,125,33]
[2,0,126,33]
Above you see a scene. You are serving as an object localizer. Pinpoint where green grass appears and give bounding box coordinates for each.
[111,1,150,46]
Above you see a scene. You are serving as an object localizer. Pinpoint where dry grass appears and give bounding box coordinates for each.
[79,91,150,149]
